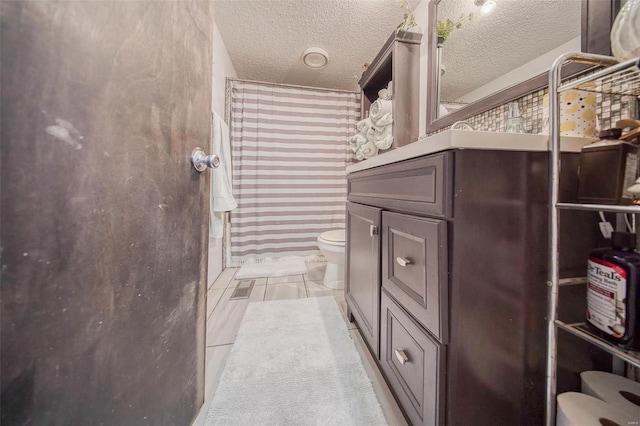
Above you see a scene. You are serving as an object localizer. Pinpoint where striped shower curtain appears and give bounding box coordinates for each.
[228,80,360,264]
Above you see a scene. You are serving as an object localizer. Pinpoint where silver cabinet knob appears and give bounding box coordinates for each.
[394,349,409,365]
[396,257,411,267]
[370,225,378,237]
[191,147,220,172]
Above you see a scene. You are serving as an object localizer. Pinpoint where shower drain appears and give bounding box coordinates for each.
[230,279,255,299]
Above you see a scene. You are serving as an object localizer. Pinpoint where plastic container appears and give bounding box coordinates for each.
[610,0,640,62]
[587,231,640,349]
[577,128,639,205]
[505,102,525,133]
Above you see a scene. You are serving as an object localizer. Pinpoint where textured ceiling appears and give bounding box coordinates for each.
[214,0,581,96]
[438,0,581,101]
[213,0,421,91]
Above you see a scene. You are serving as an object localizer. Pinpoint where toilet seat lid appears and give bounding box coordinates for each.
[319,229,345,244]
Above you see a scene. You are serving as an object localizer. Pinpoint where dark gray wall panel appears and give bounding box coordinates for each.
[1,2,212,425]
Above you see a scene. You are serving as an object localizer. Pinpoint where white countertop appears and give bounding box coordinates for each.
[346,130,595,174]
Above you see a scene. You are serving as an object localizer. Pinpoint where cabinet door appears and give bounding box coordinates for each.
[346,202,382,358]
[380,290,445,426]
[382,211,448,343]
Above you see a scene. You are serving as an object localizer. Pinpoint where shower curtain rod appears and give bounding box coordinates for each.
[226,77,359,94]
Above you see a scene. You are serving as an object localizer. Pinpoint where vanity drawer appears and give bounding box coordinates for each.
[382,211,448,342]
[380,290,445,426]
[347,153,452,218]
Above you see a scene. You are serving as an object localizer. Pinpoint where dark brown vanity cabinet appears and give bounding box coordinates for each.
[346,202,382,358]
[346,149,600,426]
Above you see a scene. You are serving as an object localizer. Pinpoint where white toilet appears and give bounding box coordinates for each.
[317,229,346,289]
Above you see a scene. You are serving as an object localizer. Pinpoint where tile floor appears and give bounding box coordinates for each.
[192,261,407,426]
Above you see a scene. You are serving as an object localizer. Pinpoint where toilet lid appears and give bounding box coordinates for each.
[319,229,345,244]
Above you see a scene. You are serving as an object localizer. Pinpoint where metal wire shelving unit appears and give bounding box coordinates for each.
[546,53,640,426]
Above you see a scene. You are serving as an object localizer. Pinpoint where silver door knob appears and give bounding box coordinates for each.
[191,147,220,172]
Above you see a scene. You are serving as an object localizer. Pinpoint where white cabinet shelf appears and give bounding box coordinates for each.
[358,30,422,148]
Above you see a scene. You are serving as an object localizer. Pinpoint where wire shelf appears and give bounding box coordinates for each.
[545,52,640,426]
[558,277,586,286]
[558,57,640,97]
[556,202,640,214]
[555,320,640,369]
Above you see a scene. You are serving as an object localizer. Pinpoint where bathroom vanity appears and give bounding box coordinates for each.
[345,131,604,425]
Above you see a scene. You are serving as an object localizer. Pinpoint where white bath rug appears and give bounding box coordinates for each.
[235,256,308,279]
[205,297,387,426]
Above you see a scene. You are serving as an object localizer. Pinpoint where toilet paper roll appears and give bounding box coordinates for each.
[581,370,640,419]
[542,89,598,138]
[557,392,636,426]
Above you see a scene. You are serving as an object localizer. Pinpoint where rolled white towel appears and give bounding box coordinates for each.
[378,88,391,101]
[370,99,392,123]
[356,118,373,134]
[373,112,393,127]
[350,133,367,149]
[360,140,379,159]
[375,134,393,150]
[366,128,376,143]
[354,147,365,161]
[374,124,392,141]
[387,81,393,99]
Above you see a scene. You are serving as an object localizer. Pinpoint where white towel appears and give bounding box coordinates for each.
[372,112,393,127]
[349,133,367,150]
[373,124,393,150]
[374,124,392,141]
[375,134,393,150]
[370,99,392,123]
[210,112,237,238]
[378,88,391,101]
[366,128,376,143]
[360,140,379,159]
[356,118,373,134]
